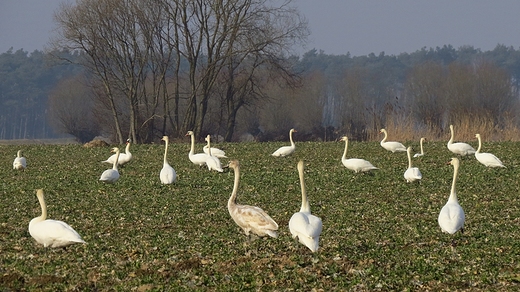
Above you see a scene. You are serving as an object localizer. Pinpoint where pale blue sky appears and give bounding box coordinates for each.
[1,0,520,56]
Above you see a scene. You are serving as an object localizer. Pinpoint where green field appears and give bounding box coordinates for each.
[1,139,520,291]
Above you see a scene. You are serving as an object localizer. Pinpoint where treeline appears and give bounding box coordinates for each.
[2,44,520,142]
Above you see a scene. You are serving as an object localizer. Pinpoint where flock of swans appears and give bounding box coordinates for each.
[15,125,505,251]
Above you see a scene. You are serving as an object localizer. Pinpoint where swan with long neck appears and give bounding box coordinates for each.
[413,137,426,157]
[379,129,407,153]
[205,135,224,172]
[13,149,27,170]
[404,146,422,183]
[289,160,323,252]
[203,136,227,158]
[100,147,120,183]
[447,125,475,156]
[438,158,465,234]
[186,131,209,166]
[160,136,177,184]
[339,136,378,173]
[475,134,505,168]
[227,160,279,238]
[29,189,86,248]
[103,139,132,165]
[272,128,297,157]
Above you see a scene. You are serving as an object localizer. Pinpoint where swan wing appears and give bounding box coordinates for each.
[100,169,119,183]
[404,167,422,182]
[342,158,378,173]
[382,142,406,152]
[13,157,27,169]
[231,204,278,237]
[203,146,227,158]
[438,203,465,234]
[160,164,177,184]
[272,145,295,157]
[30,220,85,248]
[289,212,323,252]
[206,156,223,172]
[476,153,505,168]
[189,153,209,166]
[448,142,476,156]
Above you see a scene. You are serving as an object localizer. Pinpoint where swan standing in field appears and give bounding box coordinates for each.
[413,137,426,157]
[186,131,209,167]
[404,146,422,183]
[289,160,323,252]
[29,189,86,248]
[103,139,132,165]
[227,160,279,239]
[339,136,378,173]
[272,128,297,157]
[379,129,407,153]
[160,136,177,184]
[475,134,505,168]
[203,136,227,158]
[447,125,475,156]
[100,147,120,183]
[205,135,224,172]
[13,150,27,170]
[438,158,465,234]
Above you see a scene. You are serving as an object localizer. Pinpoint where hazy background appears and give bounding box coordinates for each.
[2,0,520,56]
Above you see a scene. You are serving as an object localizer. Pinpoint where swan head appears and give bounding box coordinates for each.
[111,147,120,153]
[475,133,481,139]
[228,160,239,170]
[185,131,194,136]
[339,136,348,142]
[448,157,460,167]
[205,135,211,142]
[161,136,169,142]
[126,138,131,144]
[379,129,386,134]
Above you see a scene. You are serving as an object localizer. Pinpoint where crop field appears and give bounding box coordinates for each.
[1,138,520,291]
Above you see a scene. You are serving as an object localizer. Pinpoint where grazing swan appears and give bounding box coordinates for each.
[475,134,505,168]
[438,158,465,234]
[227,160,279,238]
[272,128,297,157]
[186,131,209,166]
[204,135,224,172]
[160,136,177,184]
[103,139,133,165]
[100,147,120,183]
[447,125,475,156]
[13,150,27,170]
[339,136,378,173]
[203,137,227,158]
[29,189,86,248]
[379,129,407,153]
[413,137,426,157]
[289,160,323,252]
[404,146,422,183]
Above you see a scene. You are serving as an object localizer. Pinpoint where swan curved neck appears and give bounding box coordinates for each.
[420,139,424,154]
[449,162,459,203]
[125,142,131,153]
[229,166,240,206]
[407,149,413,168]
[448,126,455,144]
[381,130,388,143]
[17,150,22,157]
[298,163,310,213]
[476,136,482,153]
[37,191,47,221]
[289,130,295,146]
[190,134,195,154]
[206,136,213,156]
[342,139,348,160]
[113,151,120,170]
[163,140,169,163]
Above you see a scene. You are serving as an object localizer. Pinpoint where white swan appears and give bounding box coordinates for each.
[29,189,86,248]
[413,137,426,157]
[100,147,120,183]
[160,136,177,184]
[379,129,407,153]
[404,146,422,183]
[103,139,132,165]
[272,128,297,157]
[186,131,209,166]
[203,136,227,158]
[289,160,323,252]
[339,136,378,173]
[227,160,279,238]
[438,158,465,234]
[447,125,475,156]
[204,135,223,172]
[475,134,505,168]
[13,150,27,170]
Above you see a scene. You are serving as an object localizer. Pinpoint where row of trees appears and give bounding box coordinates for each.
[51,0,308,143]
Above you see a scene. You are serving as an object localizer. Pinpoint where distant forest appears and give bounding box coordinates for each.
[1,44,520,142]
